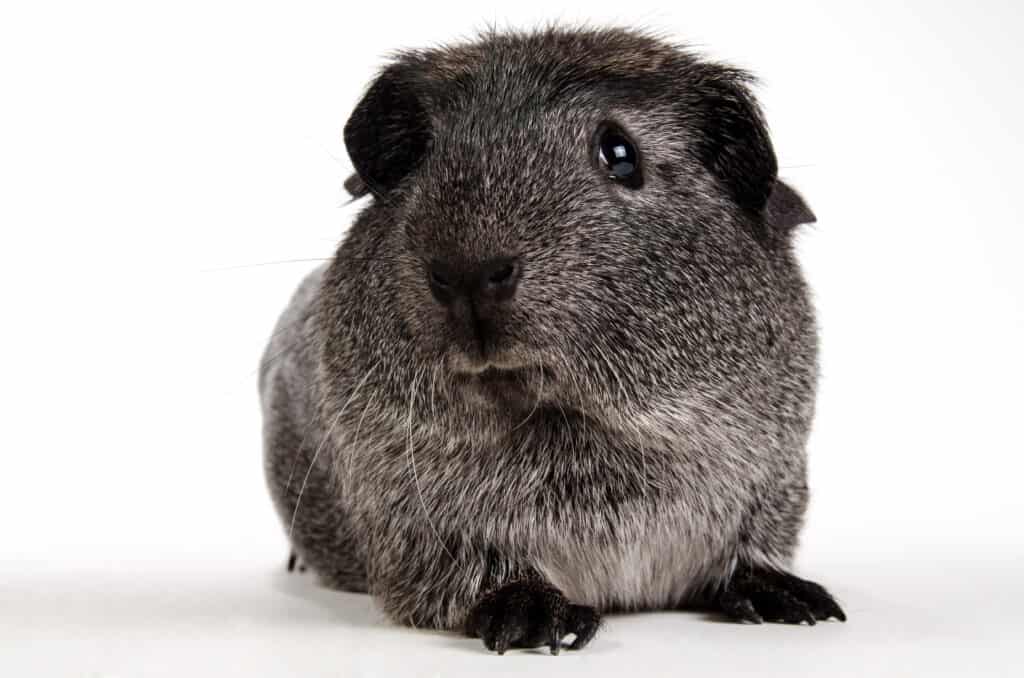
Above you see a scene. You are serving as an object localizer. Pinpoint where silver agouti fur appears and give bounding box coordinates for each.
[260,26,844,653]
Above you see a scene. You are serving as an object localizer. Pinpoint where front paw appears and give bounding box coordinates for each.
[718,566,847,625]
[466,580,601,654]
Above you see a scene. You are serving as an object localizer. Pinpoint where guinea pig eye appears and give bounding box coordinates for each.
[595,123,643,188]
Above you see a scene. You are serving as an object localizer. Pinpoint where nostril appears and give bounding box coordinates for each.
[480,257,521,300]
[487,263,516,285]
[429,268,452,288]
[427,261,456,306]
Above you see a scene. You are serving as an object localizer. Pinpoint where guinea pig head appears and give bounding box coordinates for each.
[342,29,816,419]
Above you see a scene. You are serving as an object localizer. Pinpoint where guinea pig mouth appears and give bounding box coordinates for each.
[457,364,530,384]
[451,363,554,401]
[449,353,533,377]
[476,365,527,383]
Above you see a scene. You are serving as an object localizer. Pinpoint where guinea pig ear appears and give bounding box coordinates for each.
[694,76,778,215]
[764,179,816,231]
[343,173,370,199]
[343,64,430,196]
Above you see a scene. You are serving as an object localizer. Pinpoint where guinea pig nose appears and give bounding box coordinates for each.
[426,257,522,306]
[478,257,521,302]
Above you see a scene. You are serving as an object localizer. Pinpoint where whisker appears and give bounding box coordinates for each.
[512,359,544,431]
[283,358,334,494]
[406,367,455,562]
[249,293,361,386]
[288,409,344,540]
[246,303,335,385]
[288,363,378,539]
[552,397,576,461]
[254,333,359,505]
[634,419,650,501]
[250,344,296,383]
[350,381,377,456]
[336,360,378,489]
[352,173,400,209]
[268,307,322,345]
[200,257,334,273]
[429,361,440,422]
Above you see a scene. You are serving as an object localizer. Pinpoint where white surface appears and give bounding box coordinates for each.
[4,548,1022,677]
[2,0,1023,676]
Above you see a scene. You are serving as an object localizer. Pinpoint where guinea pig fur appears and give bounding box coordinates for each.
[260,26,844,655]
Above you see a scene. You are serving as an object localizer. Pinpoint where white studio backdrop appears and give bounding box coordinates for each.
[1,1,1022,676]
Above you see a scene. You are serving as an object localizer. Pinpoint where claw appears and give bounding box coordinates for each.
[721,566,846,627]
[466,581,600,654]
[825,601,847,622]
[566,604,601,650]
[719,589,764,624]
[549,626,562,655]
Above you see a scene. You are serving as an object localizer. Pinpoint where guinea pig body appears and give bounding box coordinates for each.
[261,27,844,653]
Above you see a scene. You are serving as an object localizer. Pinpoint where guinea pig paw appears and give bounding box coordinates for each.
[718,566,847,625]
[465,580,601,655]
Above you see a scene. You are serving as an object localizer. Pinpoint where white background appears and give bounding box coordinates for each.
[2,1,1022,676]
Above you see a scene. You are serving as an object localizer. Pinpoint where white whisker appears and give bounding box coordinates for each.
[284,360,333,493]
[512,360,545,431]
[201,257,333,273]
[407,367,455,562]
[634,419,650,500]
[288,363,378,539]
[429,362,440,422]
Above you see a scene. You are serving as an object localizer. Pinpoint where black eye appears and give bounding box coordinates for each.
[595,123,643,188]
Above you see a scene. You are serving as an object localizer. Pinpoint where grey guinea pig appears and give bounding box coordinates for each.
[260,25,845,655]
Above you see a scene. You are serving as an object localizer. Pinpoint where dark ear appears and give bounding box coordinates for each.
[694,75,778,214]
[343,64,430,196]
[343,173,370,199]
[764,179,816,231]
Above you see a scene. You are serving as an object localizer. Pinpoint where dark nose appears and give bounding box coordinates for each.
[427,256,521,306]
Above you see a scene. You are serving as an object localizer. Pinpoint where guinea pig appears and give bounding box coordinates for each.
[260,26,844,655]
